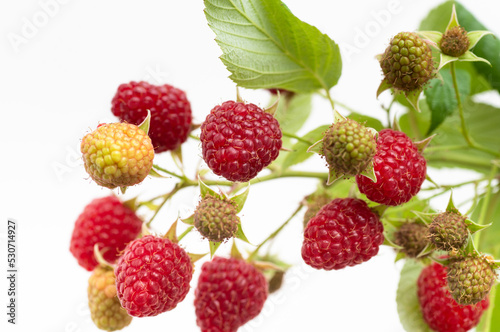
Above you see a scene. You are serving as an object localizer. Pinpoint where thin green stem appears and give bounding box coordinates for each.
[451,62,473,146]
[189,134,200,141]
[383,97,395,128]
[146,183,185,227]
[474,162,498,248]
[424,145,470,153]
[325,89,336,111]
[451,62,500,157]
[282,131,314,145]
[483,282,497,332]
[153,164,185,180]
[420,177,488,191]
[248,205,303,261]
[178,226,194,242]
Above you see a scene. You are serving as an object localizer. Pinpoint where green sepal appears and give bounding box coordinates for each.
[188,252,208,264]
[122,196,139,211]
[199,178,221,199]
[252,260,284,272]
[358,163,377,183]
[463,232,479,255]
[417,243,434,258]
[392,114,402,132]
[376,78,392,98]
[371,205,389,218]
[234,223,250,243]
[333,109,347,123]
[93,244,114,268]
[149,168,167,178]
[306,139,323,155]
[445,192,459,213]
[163,219,178,243]
[171,145,183,168]
[395,252,406,262]
[138,110,151,135]
[430,255,450,266]
[412,210,436,226]
[445,4,460,32]
[458,51,491,66]
[425,174,440,189]
[464,218,491,234]
[120,186,127,194]
[414,135,436,154]
[404,89,423,113]
[383,236,403,250]
[264,92,280,117]
[209,241,222,258]
[181,214,195,226]
[142,201,159,211]
[437,53,458,71]
[230,184,250,213]
[230,241,243,260]
[418,31,443,45]
[467,31,494,49]
[326,167,341,186]
[141,222,152,236]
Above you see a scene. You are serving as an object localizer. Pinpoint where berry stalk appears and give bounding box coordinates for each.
[474,162,499,248]
[451,62,500,158]
[248,204,303,261]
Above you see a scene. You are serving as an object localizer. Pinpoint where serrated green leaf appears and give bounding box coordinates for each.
[399,101,500,174]
[274,93,312,135]
[472,189,500,258]
[282,125,329,170]
[204,0,342,93]
[424,69,471,134]
[419,1,500,94]
[397,260,432,332]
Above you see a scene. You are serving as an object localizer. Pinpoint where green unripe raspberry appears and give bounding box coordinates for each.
[81,123,155,189]
[194,195,239,242]
[447,255,497,305]
[429,211,468,251]
[303,193,331,228]
[88,266,132,331]
[322,119,376,177]
[380,32,434,91]
[394,222,429,258]
[440,26,470,57]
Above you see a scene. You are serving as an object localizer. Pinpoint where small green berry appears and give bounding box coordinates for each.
[194,195,239,242]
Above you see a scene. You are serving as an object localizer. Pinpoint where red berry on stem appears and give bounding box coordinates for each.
[115,235,193,317]
[194,257,268,331]
[301,198,384,270]
[200,100,282,182]
[111,81,192,153]
[70,196,142,271]
[356,129,426,206]
[417,262,489,332]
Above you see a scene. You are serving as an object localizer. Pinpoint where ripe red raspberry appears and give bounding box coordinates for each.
[70,196,142,271]
[111,81,192,153]
[301,198,384,270]
[355,129,426,206]
[200,101,282,182]
[417,262,489,332]
[114,235,193,317]
[194,257,268,331]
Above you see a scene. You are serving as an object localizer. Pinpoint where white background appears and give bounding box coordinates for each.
[1,0,499,331]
